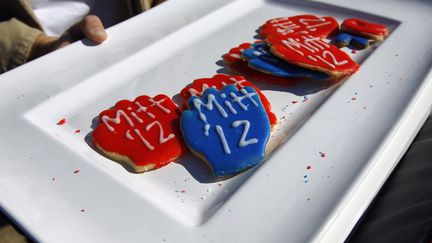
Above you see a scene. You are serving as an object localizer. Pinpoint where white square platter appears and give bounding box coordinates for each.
[1,0,432,242]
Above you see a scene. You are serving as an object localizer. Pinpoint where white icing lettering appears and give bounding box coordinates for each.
[145,121,175,144]
[282,39,305,56]
[130,111,144,123]
[229,53,241,59]
[252,51,262,56]
[228,77,246,87]
[282,35,329,56]
[275,24,299,35]
[302,35,329,50]
[215,125,231,154]
[204,124,210,136]
[314,51,348,69]
[229,89,258,111]
[193,94,228,123]
[135,101,156,119]
[323,50,348,66]
[230,92,247,110]
[134,128,154,151]
[188,84,216,96]
[102,110,134,132]
[307,21,331,31]
[232,120,258,147]
[298,17,331,32]
[225,100,237,114]
[270,17,289,24]
[148,97,171,114]
[126,130,134,140]
[308,55,318,62]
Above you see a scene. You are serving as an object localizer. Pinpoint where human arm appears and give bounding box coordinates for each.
[0,15,107,74]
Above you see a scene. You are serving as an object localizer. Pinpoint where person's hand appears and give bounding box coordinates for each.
[29,15,107,61]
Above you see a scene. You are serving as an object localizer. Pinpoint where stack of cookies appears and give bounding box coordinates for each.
[224,14,388,86]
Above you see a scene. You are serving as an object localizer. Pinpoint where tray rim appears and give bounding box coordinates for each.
[1,0,432,242]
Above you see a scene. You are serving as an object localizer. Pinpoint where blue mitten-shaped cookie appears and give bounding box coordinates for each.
[334,32,370,49]
[242,42,329,80]
[181,85,270,176]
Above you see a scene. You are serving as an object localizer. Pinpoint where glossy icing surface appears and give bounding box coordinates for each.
[260,15,339,38]
[223,42,301,86]
[267,33,360,76]
[242,42,329,79]
[180,74,277,125]
[180,85,270,176]
[335,32,370,49]
[222,42,253,64]
[341,18,388,39]
[92,94,187,172]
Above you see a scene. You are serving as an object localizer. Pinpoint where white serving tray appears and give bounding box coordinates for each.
[1,0,432,242]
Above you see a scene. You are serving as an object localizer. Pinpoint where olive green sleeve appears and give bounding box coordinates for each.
[0,18,41,74]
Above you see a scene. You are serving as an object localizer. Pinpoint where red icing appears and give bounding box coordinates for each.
[223,42,302,86]
[180,74,277,126]
[222,42,253,64]
[341,18,388,40]
[57,118,66,125]
[267,34,359,76]
[260,15,339,39]
[92,95,187,172]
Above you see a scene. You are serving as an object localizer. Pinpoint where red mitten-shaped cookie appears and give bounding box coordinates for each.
[223,42,300,86]
[223,42,253,64]
[267,34,360,76]
[341,18,388,41]
[180,74,277,126]
[260,15,339,38]
[92,95,187,172]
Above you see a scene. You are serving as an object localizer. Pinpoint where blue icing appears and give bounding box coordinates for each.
[335,32,369,49]
[242,42,329,80]
[335,33,352,46]
[180,85,270,176]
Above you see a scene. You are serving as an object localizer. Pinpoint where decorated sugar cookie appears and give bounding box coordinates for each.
[341,18,388,41]
[92,94,187,172]
[242,42,329,80]
[267,34,360,76]
[260,15,339,38]
[223,42,301,86]
[334,32,370,49]
[222,42,253,64]
[181,85,270,176]
[180,74,277,126]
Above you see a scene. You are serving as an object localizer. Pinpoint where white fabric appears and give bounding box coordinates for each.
[28,0,94,36]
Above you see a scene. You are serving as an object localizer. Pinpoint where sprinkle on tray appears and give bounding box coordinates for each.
[319,152,327,158]
[74,129,81,134]
[57,118,66,125]
[73,169,80,174]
